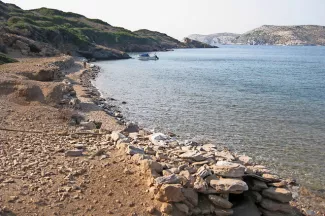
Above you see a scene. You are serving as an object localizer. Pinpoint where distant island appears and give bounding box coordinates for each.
[0,0,213,61]
[189,25,325,46]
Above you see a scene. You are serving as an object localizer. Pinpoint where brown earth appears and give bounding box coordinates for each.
[0,57,161,216]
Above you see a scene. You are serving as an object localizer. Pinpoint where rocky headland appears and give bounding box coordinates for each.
[188,25,325,46]
[0,0,213,61]
[0,55,324,216]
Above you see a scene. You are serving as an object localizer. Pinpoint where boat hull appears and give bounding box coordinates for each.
[138,56,159,61]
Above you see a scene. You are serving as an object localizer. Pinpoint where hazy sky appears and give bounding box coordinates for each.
[3,0,325,39]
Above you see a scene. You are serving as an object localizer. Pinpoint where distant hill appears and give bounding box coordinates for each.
[188,33,240,45]
[189,25,325,46]
[0,1,211,60]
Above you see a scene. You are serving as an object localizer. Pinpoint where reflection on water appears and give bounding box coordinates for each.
[95,46,325,191]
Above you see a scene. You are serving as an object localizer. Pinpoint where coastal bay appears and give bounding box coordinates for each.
[95,46,325,193]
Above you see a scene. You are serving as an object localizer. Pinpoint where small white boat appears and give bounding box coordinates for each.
[138,53,159,61]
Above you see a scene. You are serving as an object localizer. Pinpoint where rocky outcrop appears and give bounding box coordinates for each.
[183,37,218,48]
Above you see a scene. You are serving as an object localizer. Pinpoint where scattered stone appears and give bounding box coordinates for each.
[126,145,144,156]
[65,150,83,157]
[155,174,181,185]
[215,150,235,161]
[149,133,168,146]
[179,151,206,162]
[8,196,19,203]
[238,155,254,165]
[111,131,125,142]
[123,122,139,133]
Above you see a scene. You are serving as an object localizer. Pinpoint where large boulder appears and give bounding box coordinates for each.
[212,161,245,177]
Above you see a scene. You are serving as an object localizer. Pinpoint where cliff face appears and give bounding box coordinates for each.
[189,25,325,46]
[0,1,207,60]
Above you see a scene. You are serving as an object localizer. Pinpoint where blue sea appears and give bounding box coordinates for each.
[95,46,325,191]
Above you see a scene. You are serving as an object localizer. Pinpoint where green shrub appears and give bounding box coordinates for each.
[0,53,18,65]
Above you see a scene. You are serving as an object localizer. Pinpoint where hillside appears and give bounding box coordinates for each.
[188,33,240,45]
[0,1,211,60]
[189,25,325,46]
[236,25,325,45]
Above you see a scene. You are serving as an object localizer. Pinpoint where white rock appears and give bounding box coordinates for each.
[149,133,168,146]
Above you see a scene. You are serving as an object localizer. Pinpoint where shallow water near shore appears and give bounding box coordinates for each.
[95,46,325,192]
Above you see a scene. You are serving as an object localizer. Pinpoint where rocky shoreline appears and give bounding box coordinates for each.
[80,62,324,215]
[0,57,324,215]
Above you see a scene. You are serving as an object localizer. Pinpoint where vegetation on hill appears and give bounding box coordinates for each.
[0,52,18,65]
[0,1,213,59]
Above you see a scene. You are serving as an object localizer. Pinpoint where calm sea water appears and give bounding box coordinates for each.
[95,46,325,191]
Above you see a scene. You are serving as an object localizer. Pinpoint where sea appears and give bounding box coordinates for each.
[95,46,325,192]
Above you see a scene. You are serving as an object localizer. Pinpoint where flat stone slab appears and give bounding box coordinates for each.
[210,178,248,194]
[212,161,245,178]
[262,187,293,203]
[179,151,206,162]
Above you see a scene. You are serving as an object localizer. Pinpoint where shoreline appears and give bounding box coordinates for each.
[0,56,324,215]
[85,61,324,215]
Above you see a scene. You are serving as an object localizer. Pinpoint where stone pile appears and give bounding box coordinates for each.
[109,129,298,216]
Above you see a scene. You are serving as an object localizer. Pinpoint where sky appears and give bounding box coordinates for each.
[3,0,325,40]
